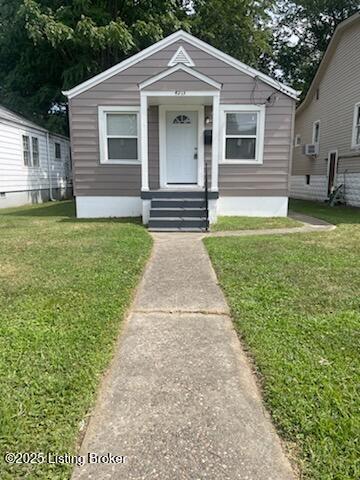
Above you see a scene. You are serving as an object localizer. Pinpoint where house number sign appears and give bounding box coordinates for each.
[174,90,186,96]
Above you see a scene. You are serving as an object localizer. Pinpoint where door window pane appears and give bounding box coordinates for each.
[108,138,138,160]
[107,114,137,136]
[226,113,257,135]
[225,138,256,160]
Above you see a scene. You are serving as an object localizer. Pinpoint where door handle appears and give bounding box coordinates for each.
[194,147,198,160]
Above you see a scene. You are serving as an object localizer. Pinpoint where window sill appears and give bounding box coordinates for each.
[100,160,141,165]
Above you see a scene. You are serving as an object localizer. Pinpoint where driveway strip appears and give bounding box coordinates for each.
[70,226,307,480]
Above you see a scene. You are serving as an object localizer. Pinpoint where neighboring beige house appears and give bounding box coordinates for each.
[291,12,360,207]
[0,105,72,208]
[64,30,298,230]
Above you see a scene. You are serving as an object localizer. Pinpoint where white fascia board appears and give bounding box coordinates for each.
[138,64,222,90]
[63,30,299,100]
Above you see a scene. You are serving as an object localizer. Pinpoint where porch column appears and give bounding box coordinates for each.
[211,91,220,191]
[140,92,149,191]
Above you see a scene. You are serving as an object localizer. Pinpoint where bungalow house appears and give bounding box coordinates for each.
[64,30,298,229]
[0,105,72,208]
[291,13,360,207]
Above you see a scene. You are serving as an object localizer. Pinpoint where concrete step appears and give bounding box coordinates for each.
[150,208,206,218]
[143,190,205,199]
[151,198,206,209]
[148,217,208,229]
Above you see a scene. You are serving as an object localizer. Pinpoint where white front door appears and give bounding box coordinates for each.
[165,110,198,184]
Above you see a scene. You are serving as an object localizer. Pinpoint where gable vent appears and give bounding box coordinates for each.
[168,46,195,67]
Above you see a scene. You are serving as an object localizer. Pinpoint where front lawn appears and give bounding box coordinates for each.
[0,201,152,479]
[212,215,300,231]
[290,198,360,224]
[204,201,360,479]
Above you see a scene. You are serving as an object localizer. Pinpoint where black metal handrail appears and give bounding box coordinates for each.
[204,160,209,231]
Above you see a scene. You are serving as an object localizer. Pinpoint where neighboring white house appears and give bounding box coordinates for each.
[291,13,360,207]
[0,105,72,209]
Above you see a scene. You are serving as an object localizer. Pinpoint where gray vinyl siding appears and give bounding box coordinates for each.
[70,39,294,197]
[142,71,217,91]
[293,21,360,176]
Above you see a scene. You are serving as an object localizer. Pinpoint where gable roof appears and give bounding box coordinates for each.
[63,30,299,100]
[0,105,47,132]
[138,64,222,90]
[0,105,69,140]
[297,12,360,114]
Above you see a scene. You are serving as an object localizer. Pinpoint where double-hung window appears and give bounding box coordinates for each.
[221,105,265,164]
[23,135,31,166]
[32,137,39,166]
[352,102,360,148]
[23,135,39,167]
[99,107,140,164]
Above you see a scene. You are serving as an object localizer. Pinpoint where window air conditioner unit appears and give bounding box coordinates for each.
[304,144,319,156]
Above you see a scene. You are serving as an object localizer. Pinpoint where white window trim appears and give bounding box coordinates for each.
[351,101,360,149]
[98,106,140,164]
[312,120,320,145]
[219,104,265,164]
[22,134,40,168]
[55,141,62,160]
[295,134,301,147]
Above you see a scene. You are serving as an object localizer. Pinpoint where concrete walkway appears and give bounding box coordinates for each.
[72,229,301,480]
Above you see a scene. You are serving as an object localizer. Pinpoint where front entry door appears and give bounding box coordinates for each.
[166,110,198,184]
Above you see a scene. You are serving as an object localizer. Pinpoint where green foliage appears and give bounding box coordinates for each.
[0,0,192,134]
[191,0,274,68]
[0,0,273,134]
[273,1,360,95]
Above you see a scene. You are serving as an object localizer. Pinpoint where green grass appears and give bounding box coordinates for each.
[204,201,360,479]
[0,201,152,479]
[212,215,301,231]
[290,198,360,225]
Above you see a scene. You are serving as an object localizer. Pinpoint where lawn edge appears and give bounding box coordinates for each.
[72,230,154,457]
[203,237,304,478]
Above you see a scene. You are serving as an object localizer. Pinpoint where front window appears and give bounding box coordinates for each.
[352,102,360,148]
[221,106,265,163]
[99,108,140,164]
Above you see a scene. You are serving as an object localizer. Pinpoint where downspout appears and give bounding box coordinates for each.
[46,132,55,201]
